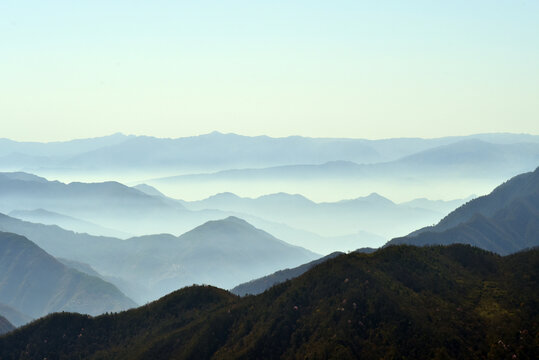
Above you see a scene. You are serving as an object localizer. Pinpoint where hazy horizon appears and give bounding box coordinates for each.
[2,130,539,144]
[2,1,538,142]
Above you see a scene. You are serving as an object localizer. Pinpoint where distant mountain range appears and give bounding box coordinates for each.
[388,166,539,254]
[0,231,136,320]
[180,191,470,241]
[8,208,131,238]
[230,252,343,296]
[1,132,538,172]
[0,214,318,303]
[0,303,33,327]
[1,244,537,358]
[135,137,537,202]
[0,171,209,235]
[1,171,469,252]
[150,139,539,185]
[232,167,539,296]
[0,316,14,336]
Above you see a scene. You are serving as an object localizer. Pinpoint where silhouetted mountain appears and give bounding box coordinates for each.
[0,172,185,220]
[0,133,129,158]
[400,195,475,214]
[182,191,458,242]
[146,139,538,202]
[0,316,14,336]
[154,140,539,182]
[132,183,167,197]
[2,132,537,174]
[0,303,32,327]
[58,258,103,278]
[114,217,319,301]
[0,172,223,236]
[231,252,343,296]
[9,208,130,238]
[1,245,537,359]
[0,214,318,303]
[429,166,539,232]
[0,232,136,320]
[387,167,539,254]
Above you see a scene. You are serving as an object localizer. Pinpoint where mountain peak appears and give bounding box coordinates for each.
[207,192,241,201]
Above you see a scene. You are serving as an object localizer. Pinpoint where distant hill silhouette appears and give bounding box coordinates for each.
[152,139,539,183]
[0,303,32,327]
[181,191,462,244]
[0,316,14,336]
[231,252,343,296]
[0,171,227,236]
[0,244,537,359]
[132,183,167,197]
[0,232,136,319]
[2,132,538,173]
[0,215,318,303]
[387,167,539,254]
[9,208,130,238]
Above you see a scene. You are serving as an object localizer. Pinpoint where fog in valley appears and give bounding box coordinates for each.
[0,132,538,329]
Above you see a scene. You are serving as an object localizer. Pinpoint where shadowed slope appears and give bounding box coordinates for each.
[1,245,537,359]
[388,167,539,254]
[0,232,136,319]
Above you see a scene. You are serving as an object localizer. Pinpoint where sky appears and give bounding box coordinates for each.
[1,0,538,142]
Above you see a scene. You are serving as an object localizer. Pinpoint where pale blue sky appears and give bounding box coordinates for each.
[1,1,538,141]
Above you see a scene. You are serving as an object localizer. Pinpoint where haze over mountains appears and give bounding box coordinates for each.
[181,191,471,241]
[1,132,537,172]
[2,244,537,359]
[0,214,318,303]
[1,132,537,201]
[0,170,471,252]
[0,316,14,336]
[147,139,539,201]
[0,131,538,358]
[388,166,539,254]
[0,232,136,321]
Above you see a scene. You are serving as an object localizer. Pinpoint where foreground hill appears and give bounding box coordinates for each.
[388,167,539,254]
[0,214,318,303]
[1,245,537,359]
[0,232,136,319]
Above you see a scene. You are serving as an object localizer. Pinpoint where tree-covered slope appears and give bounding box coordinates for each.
[1,245,537,359]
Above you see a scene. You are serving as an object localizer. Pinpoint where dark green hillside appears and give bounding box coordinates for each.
[1,245,537,359]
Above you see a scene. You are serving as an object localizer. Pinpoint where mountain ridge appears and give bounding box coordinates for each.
[0,231,136,319]
[0,244,537,359]
[387,167,539,254]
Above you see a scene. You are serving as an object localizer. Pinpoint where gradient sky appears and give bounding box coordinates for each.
[1,0,538,141]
